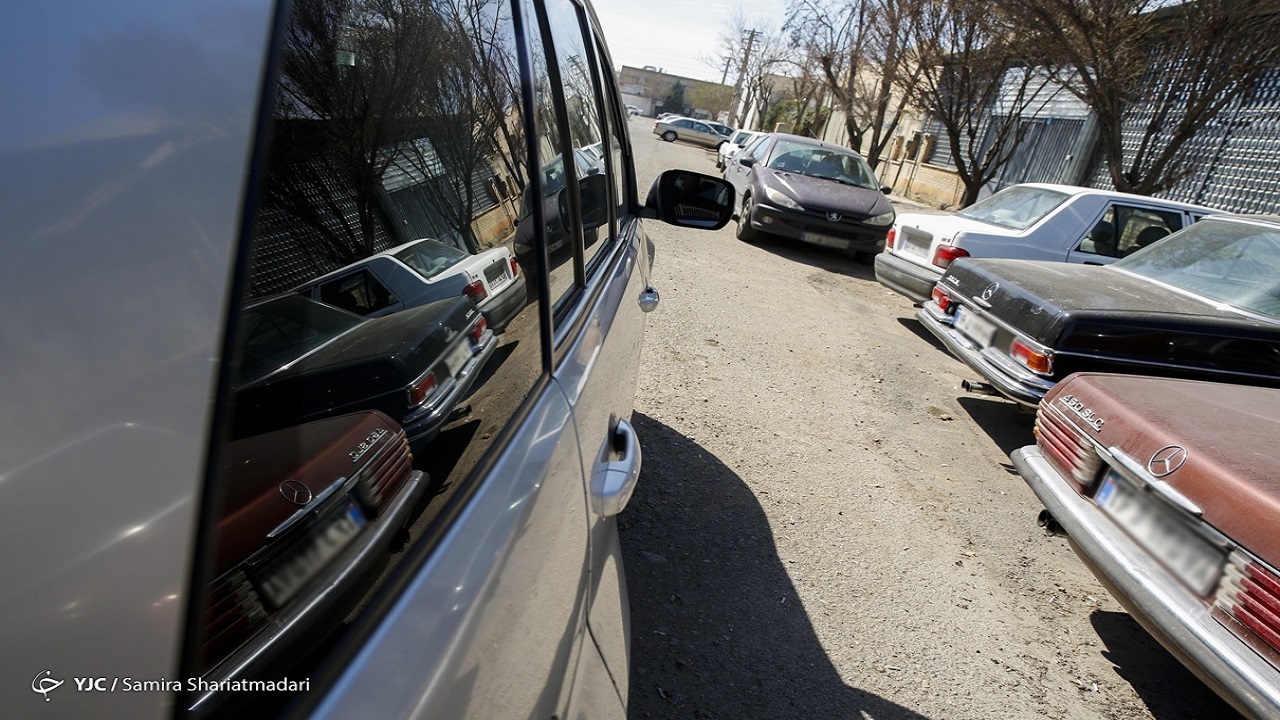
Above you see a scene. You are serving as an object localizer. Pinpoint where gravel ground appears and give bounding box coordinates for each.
[618,117,1242,720]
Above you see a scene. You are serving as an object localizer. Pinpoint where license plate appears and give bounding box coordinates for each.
[443,340,472,377]
[898,229,931,258]
[257,500,367,607]
[953,305,996,347]
[803,232,850,249]
[1095,471,1223,595]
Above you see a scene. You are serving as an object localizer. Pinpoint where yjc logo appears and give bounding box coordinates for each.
[32,670,64,702]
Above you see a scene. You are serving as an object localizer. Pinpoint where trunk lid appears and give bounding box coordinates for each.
[1046,373,1280,567]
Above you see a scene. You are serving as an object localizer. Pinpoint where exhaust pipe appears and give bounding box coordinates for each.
[1038,509,1066,536]
[961,378,999,396]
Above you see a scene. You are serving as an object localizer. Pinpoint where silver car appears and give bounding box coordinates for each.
[1,1,731,718]
[652,116,728,148]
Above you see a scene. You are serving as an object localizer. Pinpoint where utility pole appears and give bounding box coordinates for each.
[728,29,760,127]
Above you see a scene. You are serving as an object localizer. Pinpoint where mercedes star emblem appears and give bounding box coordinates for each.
[279,479,314,506]
[980,282,999,302]
[1147,445,1188,477]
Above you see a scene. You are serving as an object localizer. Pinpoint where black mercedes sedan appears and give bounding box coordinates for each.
[919,214,1280,407]
[722,133,895,261]
[231,294,497,443]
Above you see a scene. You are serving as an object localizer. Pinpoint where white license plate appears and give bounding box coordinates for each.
[258,500,367,607]
[443,340,472,377]
[803,232,850,249]
[898,229,931,258]
[1094,471,1223,595]
[953,305,996,347]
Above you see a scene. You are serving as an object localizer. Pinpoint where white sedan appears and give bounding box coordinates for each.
[874,183,1222,304]
[716,130,759,169]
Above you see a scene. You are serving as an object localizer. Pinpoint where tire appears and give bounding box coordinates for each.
[661,131,677,142]
[736,195,761,242]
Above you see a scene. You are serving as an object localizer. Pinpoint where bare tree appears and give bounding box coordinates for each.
[1004,0,1280,195]
[703,11,789,129]
[910,0,1059,206]
[785,0,927,168]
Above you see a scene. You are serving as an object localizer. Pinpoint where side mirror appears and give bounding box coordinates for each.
[881,186,892,195]
[739,155,756,168]
[643,170,733,230]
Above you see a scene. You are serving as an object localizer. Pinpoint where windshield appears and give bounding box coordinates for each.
[1115,218,1280,319]
[395,239,470,279]
[955,186,1070,231]
[765,139,878,189]
[236,295,361,383]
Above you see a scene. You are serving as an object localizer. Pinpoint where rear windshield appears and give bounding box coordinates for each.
[1115,218,1280,319]
[955,186,1071,231]
[395,239,471,279]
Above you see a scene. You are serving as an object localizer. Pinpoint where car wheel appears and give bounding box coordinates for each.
[661,131,676,142]
[736,195,761,242]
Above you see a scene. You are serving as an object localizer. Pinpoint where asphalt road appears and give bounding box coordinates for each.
[618,116,1242,720]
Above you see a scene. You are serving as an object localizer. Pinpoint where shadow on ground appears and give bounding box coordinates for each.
[1090,610,1243,719]
[955,396,1036,460]
[620,412,932,720]
[741,233,879,282]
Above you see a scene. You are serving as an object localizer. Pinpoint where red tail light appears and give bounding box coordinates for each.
[885,227,897,249]
[470,316,488,342]
[1011,338,1053,375]
[509,257,520,277]
[1217,551,1280,664]
[463,279,488,303]
[931,286,953,313]
[408,372,437,406]
[1035,404,1102,487]
[931,245,969,269]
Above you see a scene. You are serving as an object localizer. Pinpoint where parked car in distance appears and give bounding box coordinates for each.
[195,411,423,716]
[919,214,1280,407]
[231,294,496,445]
[716,130,759,170]
[653,116,727,148]
[294,238,527,332]
[723,133,895,261]
[1012,372,1280,719]
[626,104,641,116]
[876,183,1221,304]
[704,120,734,138]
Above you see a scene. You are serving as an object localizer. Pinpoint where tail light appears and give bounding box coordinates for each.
[509,257,520,277]
[1216,551,1280,665]
[201,570,268,672]
[408,372,437,406]
[470,316,489,342]
[1035,404,1103,487]
[1011,338,1053,375]
[463,279,488,304]
[355,429,413,512]
[885,227,897,249]
[931,286,953,313]
[931,244,969,269]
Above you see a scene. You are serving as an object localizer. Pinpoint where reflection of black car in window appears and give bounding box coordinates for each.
[231,294,497,444]
[194,410,424,716]
[920,214,1280,407]
[514,150,606,275]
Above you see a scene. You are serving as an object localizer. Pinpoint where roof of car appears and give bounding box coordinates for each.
[768,133,865,155]
[1011,182,1222,211]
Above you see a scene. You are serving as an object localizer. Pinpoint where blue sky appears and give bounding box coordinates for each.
[593,0,788,83]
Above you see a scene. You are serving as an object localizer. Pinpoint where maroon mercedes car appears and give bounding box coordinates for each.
[194,410,425,714]
[1012,373,1280,719]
